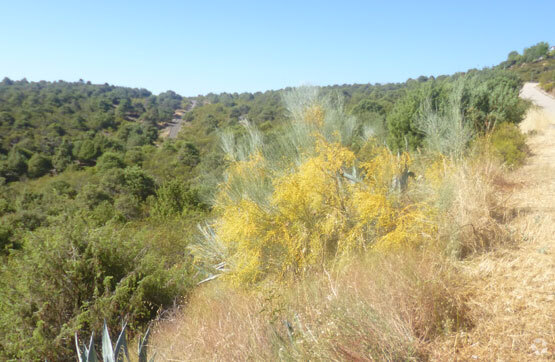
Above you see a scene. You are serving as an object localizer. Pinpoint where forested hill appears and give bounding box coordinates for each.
[0,76,434,188]
[0,78,182,181]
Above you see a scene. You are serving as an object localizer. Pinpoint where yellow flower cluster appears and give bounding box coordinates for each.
[213,106,437,284]
[303,104,326,127]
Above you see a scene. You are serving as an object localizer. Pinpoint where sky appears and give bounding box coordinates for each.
[1,0,554,96]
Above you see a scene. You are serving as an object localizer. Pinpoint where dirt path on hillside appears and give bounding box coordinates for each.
[433,86,555,360]
[521,82,555,118]
[161,100,198,139]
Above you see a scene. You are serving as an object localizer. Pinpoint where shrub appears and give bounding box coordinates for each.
[124,147,144,166]
[114,194,141,220]
[194,87,437,284]
[177,142,201,168]
[77,183,113,209]
[387,70,526,151]
[151,179,205,218]
[123,166,155,201]
[73,139,99,163]
[489,122,528,168]
[462,70,526,132]
[96,152,125,170]
[0,196,14,216]
[9,209,47,231]
[416,82,474,159]
[49,180,76,197]
[27,153,52,178]
[52,140,73,172]
[0,220,194,361]
[6,148,28,177]
[0,224,13,251]
[387,81,448,150]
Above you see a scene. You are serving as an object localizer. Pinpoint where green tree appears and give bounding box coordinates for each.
[523,42,549,62]
[116,98,132,118]
[0,224,13,252]
[27,153,52,178]
[52,140,73,172]
[73,139,98,163]
[123,166,155,201]
[6,149,29,177]
[387,82,448,150]
[96,152,125,170]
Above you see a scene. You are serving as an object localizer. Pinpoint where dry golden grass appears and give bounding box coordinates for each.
[447,156,513,258]
[520,108,552,134]
[431,117,555,360]
[150,111,555,361]
[150,248,470,361]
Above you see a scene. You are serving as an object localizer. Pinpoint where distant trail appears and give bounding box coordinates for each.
[520,82,555,119]
[165,100,198,139]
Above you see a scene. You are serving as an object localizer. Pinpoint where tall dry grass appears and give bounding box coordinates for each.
[520,107,552,133]
[149,152,519,361]
[442,157,512,258]
[150,248,471,361]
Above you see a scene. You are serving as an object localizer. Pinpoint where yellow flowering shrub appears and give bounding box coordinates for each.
[303,104,326,127]
[209,98,438,284]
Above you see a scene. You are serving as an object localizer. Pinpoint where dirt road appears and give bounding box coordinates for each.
[164,100,198,139]
[520,82,555,118]
[434,84,555,359]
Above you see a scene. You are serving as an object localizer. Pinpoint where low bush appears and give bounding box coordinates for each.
[0,220,194,361]
[489,122,528,168]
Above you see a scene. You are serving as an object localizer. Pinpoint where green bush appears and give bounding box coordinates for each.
[123,166,155,201]
[151,179,206,217]
[77,183,113,210]
[27,153,52,178]
[387,83,443,150]
[490,122,528,168]
[0,224,13,251]
[539,70,555,93]
[96,152,125,170]
[6,149,28,178]
[0,220,194,361]
[0,196,14,216]
[461,70,526,132]
[73,139,99,163]
[114,194,141,220]
[541,82,554,93]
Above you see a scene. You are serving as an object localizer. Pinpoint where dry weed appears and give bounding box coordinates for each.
[520,107,552,133]
[150,249,470,361]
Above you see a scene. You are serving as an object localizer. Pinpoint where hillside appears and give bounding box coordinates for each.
[0,42,553,360]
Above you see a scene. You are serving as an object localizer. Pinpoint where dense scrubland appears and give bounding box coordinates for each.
[0,42,552,360]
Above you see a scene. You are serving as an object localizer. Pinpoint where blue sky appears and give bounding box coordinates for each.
[1,0,553,96]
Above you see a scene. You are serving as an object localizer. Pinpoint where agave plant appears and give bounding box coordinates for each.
[75,321,154,362]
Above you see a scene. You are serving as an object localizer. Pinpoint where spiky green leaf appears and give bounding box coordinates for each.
[138,326,151,362]
[102,321,115,362]
[114,322,130,362]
